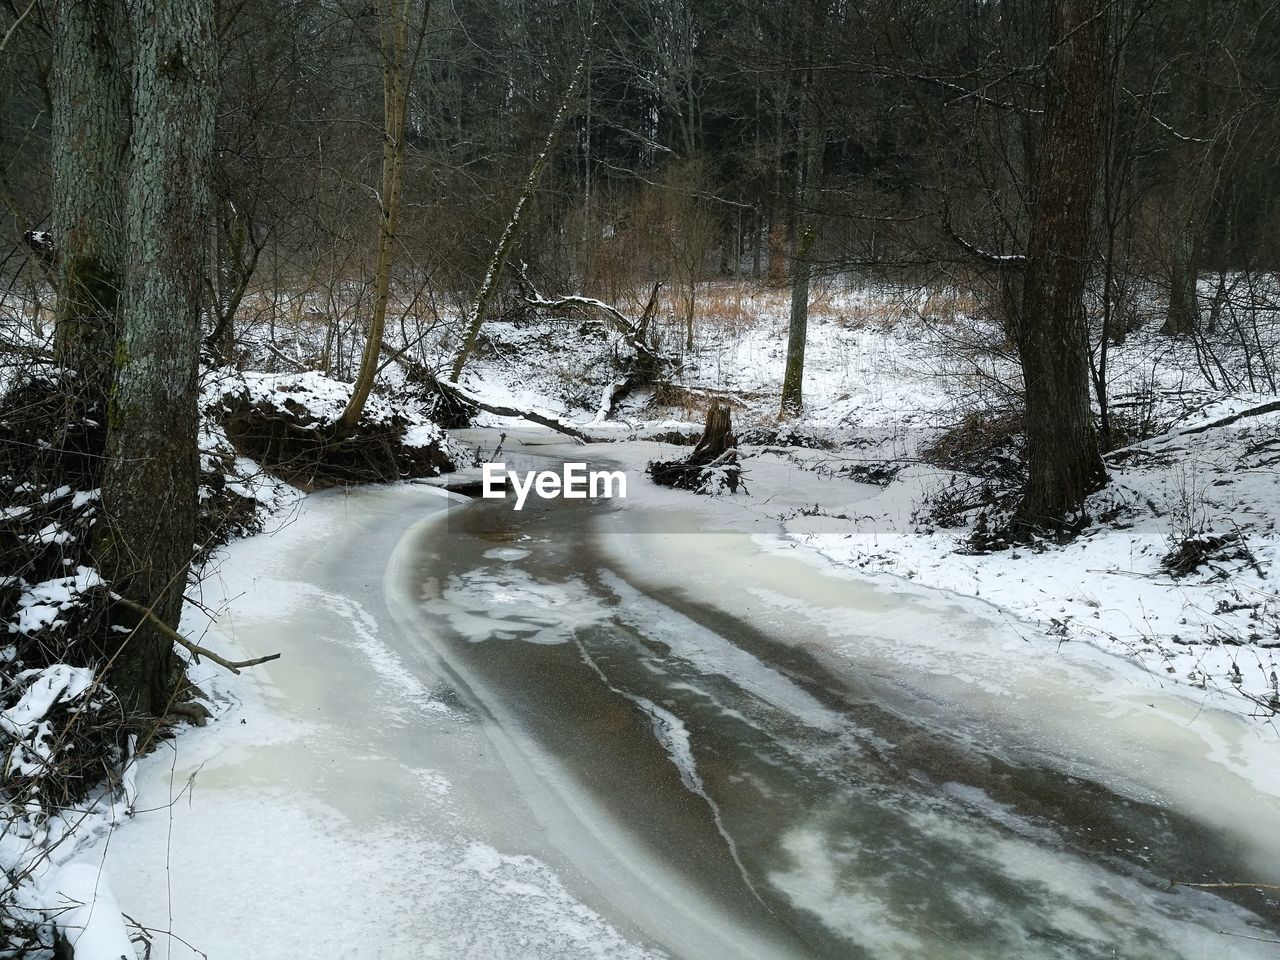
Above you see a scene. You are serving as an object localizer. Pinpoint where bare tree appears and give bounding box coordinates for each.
[98,0,216,725]
[1013,0,1109,529]
[337,0,430,432]
[450,42,589,382]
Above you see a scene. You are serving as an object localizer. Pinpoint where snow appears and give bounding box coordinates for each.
[0,663,94,736]
[202,366,448,455]
[47,862,135,960]
[9,567,104,636]
[422,565,611,646]
[0,663,131,958]
[84,489,668,960]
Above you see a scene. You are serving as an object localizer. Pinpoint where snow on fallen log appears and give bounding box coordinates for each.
[0,664,96,740]
[592,379,630,424]
[1106,397,1280,461]
[49,863,135,960]
[433,377,594,443]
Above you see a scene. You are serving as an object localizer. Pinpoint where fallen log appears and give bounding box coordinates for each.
[1106,398,1280,462]
[518,269,672,421]
[432,376,593,443]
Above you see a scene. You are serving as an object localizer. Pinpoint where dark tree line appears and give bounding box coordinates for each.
[10,1,1276,315]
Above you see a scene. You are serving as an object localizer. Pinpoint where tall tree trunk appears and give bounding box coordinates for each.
[780,120,823,419]
[780,223,815,417]
[1013,0,1108,530]
[98,0,216,726]
[336,0,429,433]
[50,0,129,413]
[1160,0,1211,338]
[1162,172,1204,336]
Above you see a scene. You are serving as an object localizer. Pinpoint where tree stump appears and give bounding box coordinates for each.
[646,401,745,493]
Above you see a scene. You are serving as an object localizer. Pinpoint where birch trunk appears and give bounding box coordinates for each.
[98,0,216,724]
[450,46,588,381]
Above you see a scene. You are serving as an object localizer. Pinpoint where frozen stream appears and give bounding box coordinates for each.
[97,436,1280,958]
[401,446,1280,960]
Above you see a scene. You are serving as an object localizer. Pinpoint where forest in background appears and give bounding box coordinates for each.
[5,0,1280,334]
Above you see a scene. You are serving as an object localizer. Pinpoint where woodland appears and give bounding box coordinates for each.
[2,0,1280,956]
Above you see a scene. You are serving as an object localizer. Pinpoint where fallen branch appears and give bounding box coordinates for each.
[262,342,312,372]
[1179,399,1280,435]
[114,596,281,675]
[433,377,593,442]
[1107,399,1280,461]
[519,268,665,354]
[519,270,671,421]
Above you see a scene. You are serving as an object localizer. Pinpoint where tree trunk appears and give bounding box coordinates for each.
[689,402,735,465]
[98,0,216,726]
[50,0,129,412]
[1162,217,1201,336]
[647,401,743,494]
[1160,0,1212,338]
[337,0,428,433]
[780,119,823,419]
[1012,0,1108,531]
[205,198,261,364]
[682,289,695,352]
[781,222,816,418]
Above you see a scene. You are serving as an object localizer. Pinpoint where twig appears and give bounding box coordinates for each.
[113,596,280,675]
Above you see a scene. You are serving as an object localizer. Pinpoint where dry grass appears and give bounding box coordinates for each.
[639,278,975,342]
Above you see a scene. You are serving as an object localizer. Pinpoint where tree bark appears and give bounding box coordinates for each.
[1159,0,1212,338]
[647,401,743,493]
[1162,197,1202,336]
[779,12,825,420]
[780,220,816,418]
[337,0,429,433]
[97,0,216,725]
[1012,0,1108,530]
[50,0,130,412]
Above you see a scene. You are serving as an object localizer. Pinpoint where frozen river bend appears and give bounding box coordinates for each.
[97,436,1280,958]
